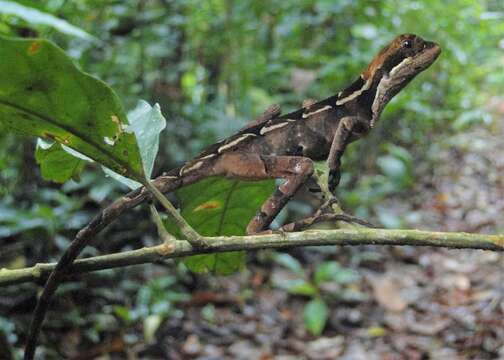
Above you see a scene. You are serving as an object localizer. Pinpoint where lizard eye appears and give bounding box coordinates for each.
[402,39,413,49]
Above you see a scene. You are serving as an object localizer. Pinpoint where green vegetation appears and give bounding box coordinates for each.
[0,0,502,358]
[273,253,361,335]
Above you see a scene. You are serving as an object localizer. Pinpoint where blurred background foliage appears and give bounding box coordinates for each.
[1,0,503,221]
[0,0,503,357]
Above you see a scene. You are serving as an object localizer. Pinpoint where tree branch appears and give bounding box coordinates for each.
[2,228,502,287]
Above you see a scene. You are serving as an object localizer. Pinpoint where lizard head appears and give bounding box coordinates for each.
[364,34,441,82]
[363,34,441,125]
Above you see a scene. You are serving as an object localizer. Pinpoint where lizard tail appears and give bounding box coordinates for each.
[24,167,205,360]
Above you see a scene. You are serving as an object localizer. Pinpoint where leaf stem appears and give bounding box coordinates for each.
[149,204,176,245]
[142,180,206,247]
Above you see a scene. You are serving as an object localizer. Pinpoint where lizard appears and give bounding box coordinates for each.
[24,33,441,359]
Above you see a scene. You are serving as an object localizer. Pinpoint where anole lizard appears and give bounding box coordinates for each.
[24,34,441,359]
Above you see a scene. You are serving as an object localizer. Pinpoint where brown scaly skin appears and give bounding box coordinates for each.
[24,34,440,359]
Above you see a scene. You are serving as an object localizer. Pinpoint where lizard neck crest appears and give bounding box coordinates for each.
[336,75,372,106]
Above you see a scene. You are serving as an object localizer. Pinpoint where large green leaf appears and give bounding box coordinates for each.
[171,177,275,275]
[36,100,166,187]
[0,36,144,181]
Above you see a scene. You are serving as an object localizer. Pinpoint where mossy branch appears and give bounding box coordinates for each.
[2,228,502,287]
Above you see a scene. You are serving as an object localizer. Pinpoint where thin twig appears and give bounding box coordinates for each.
[149,204,177,244]
[143,180,206,247]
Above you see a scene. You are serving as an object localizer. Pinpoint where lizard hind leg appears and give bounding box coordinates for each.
[212,153,314,235]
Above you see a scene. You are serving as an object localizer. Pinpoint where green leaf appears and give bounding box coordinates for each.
[0,1,97,41]
[35,100,165,188]
[332,268,360,284]
[112,305,133,325]
[183,252,246,276]
[314,261,342,285]
[351,23,378,39]
[0,316,17,343]
[273,253,304,275]
[377,156,405,179]
[376,155,412,188]
[377,145,414,189]
[303,298,329,336]
[0,198,74,237]
[35,139,85,183]
[143,314,163,344]
[171,177,274,275]
[377,208,403,229]
[280,279,318,297]
[103,101,166,189]
[126,101,166,179]
[453,109,491,131]
[201,304,216,323]
[0,36,144,182]
[367,326,387,337]
[384,144,413,169]
[314,261,360,285]
[102,166,142,190]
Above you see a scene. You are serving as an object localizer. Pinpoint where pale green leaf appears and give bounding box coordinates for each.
[126,100,166,179]
[273,253,305,276]
[143,314,163,344]
[0,1,97,41]
[101,101,166,189]
[102,166,142,190]
[280,279,318,296]
[314,261,342,285]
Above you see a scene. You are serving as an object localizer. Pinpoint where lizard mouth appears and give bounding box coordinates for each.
[389,41,441,80]
[414,41,441,69]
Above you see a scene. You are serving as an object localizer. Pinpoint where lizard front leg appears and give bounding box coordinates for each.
[327,116,370,193]
[212,153,314,234]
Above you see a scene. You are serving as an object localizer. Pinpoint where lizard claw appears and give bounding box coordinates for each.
[328,169,341,194]
[319,197,340,213]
